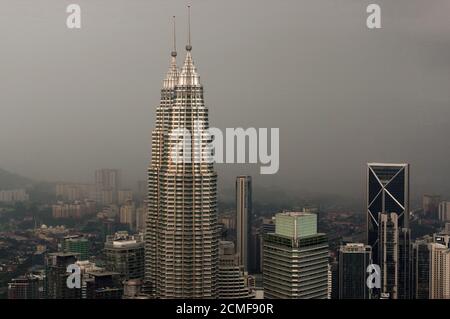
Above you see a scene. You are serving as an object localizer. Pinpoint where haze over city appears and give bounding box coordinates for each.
[1,0,449,203]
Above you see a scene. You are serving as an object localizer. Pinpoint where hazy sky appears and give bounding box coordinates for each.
[0,0,449,202]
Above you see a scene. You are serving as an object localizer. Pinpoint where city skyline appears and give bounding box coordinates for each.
[1,0,450,305]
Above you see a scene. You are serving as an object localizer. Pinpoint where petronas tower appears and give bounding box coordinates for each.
[145,12,219,298]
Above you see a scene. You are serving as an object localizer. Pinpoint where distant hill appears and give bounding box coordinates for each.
[0,168,33,189]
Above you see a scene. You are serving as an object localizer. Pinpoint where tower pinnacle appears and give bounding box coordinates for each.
[186,5,192,52]
[163,16,180,89]
[171,16,177,57]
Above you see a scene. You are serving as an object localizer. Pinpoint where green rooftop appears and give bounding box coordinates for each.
[275,212,317,238]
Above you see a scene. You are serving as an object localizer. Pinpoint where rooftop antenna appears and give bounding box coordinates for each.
[186,5,192,51]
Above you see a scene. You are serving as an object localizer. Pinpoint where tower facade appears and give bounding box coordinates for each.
[398,227,412,299]
[422,194,441,219]
[236,175,252,272]
[45,253,81,299]
[7,275,41,299]
[367,163,410,263]
[338,243,372,299]
[378,212,399,299]
[95,169,120,192]
[62,235,89,261]
[145,14,219,298]
[263,212,329,299]
[85,271,123,299]
[105,231,145,281]
[218,241,255,299]
[412,239,431,299]
[429,243,450,299]
[439,201,450,222]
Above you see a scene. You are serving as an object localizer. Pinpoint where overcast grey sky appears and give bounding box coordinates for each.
[0,0,449,202]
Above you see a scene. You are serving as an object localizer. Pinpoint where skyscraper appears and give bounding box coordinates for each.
[122,279,147,299]
[119,200,136,230]
[118,189,133,205]
[45,253,81,299]
[445,223,450,235]
[135,202,148,233]
[85,271,123,299]
[7,275,40,299]
[439,201,450,222]
[218,241,255,299]
[433,233,450,248]
[259,217,276,273]
[422,194,441,220]
[145,11,219,298]
[429,243,450,299]
[338,243,372,299]
[95,169,120,192]
[75,260,104,299]
[263,212,329,299]
[105,231,145,281]
[412,238,431,299]
[367,163,410,263]
[330,260,339,300]
[236,175,252,272]
[62,235,89,261]
[378,212,399,299]
[398,227,412,299]
[95,169,120,204]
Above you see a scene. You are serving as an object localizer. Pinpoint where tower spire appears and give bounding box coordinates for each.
[186,5,192,51]
[163,16,180,89]
[171,15,177,57]
[178,5,200,86]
